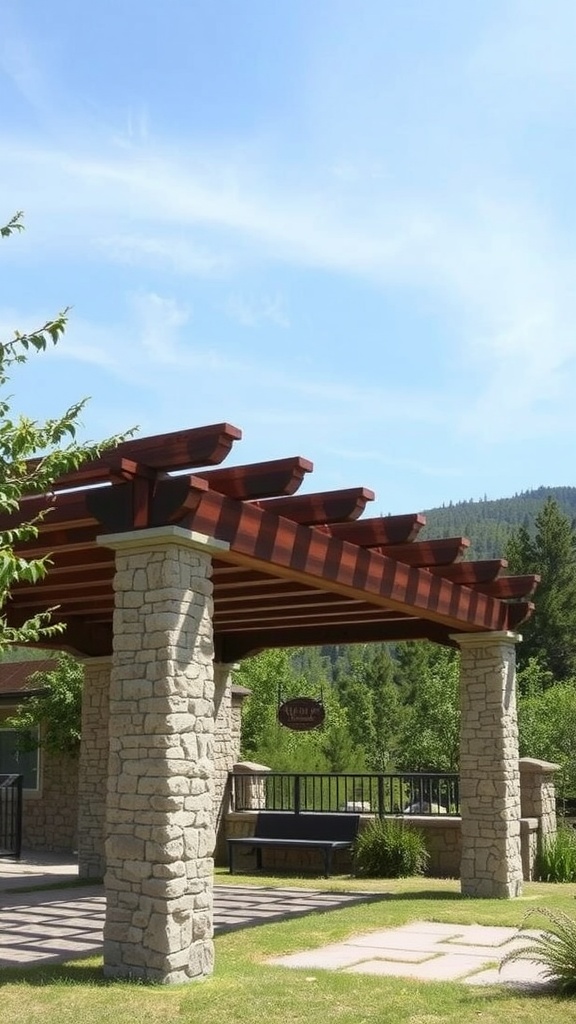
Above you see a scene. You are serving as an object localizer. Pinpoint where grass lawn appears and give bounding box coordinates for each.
[1,873,576,1024]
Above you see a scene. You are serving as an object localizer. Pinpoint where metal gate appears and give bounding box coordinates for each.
[0,774,23,859]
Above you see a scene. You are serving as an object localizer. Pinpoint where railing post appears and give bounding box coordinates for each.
[377,774,384,819]
[0,775,23,860]
[294,774,301,815]
[14,775,22,859]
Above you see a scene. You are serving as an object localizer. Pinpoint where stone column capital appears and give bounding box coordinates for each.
[449,629,522,649]
[96,524,230,556]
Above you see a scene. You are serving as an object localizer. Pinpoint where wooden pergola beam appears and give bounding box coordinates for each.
[198,457,313,500]
[39,422,243,492]
[11,568,114,597]
[326,513,426,547]
[429,561,539,598]
[215,619,455,661]
[164,486,512,632]
[474,575,540,600]
[214,603,396,625]
[429,560,507,584]
[372,537,470,567]
[256,487,375,524]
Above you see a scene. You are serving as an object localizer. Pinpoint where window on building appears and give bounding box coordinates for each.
[0,729,39,790]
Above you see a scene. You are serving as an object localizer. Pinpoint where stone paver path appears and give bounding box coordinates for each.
[0,885,383,969]
[269,920,550,988]
[0,871,553,990]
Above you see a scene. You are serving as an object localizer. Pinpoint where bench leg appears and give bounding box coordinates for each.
[256,847,263,870]
[324,848,334,879]
[228,842,235,875]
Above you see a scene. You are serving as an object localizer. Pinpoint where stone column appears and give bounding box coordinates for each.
[77,657,112,878]
[232,761,271,810]
[99,526,227,983]
[212,663,236,864]
[451,631,523,898]
[519,757,560,841]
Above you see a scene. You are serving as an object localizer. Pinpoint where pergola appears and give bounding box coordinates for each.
[6,423,538,982]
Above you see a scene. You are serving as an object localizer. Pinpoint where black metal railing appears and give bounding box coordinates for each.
[230,771,460,817]
[0,774,23,859]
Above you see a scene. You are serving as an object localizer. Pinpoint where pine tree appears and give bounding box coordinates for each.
[506,498,576,679]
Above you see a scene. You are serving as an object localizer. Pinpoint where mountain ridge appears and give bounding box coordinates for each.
[421,485,576,560]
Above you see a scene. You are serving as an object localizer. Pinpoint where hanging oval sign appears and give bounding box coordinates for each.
[278,697,325,732]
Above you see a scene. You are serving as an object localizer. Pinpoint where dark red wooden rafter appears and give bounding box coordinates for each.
[428,560,506,584]
[325,514,426,546]
[256,487,375,525]
[371,538,470,566]
[172,485,509,632]
[2,421,537,657]
[215,620,456,662]
[468,575,539,600]
[31,423,243,493]
[197,457,313,500]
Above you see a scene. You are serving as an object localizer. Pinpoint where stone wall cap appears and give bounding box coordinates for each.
[231,685,252,698]
[398,814,461,826]
[519,757,561,773]
[232,761,271,773]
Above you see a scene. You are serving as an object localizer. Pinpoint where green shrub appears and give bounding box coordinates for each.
[352,817,429,878]
[501,909,576,992]
[537,825,576,883]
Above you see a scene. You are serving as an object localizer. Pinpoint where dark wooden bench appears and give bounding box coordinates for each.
[227,812,360,878]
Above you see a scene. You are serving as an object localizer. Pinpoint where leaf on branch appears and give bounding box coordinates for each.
[0,212,24,238]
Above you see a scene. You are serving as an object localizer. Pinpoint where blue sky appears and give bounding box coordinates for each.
[2,0,576,515]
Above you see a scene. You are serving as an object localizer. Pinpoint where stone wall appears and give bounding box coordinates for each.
[224,811,540,880]
[0,706,78,853]
[78,658,111,877]
[22,748,79,852]
[212,675,248,865]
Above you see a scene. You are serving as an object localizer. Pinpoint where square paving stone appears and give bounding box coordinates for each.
[345,953,491,981]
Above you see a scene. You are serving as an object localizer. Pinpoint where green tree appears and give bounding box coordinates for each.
[6,654,83,756]
[334,644,404,771]
[236,648,362,773]
[362,647,403,771]
[506,498,576,679]
[0,212,130,648]
[395,645,460,772]
[518,682,576,801]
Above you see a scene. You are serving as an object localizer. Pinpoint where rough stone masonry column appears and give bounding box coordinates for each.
[77,656,112,878]
[451,631,523,898]
[99,526,225,983]
[212,664,246,864]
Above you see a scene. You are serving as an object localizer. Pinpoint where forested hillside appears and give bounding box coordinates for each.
[422,486,576,559]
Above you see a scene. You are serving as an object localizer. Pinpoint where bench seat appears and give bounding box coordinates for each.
[227,812,360,878]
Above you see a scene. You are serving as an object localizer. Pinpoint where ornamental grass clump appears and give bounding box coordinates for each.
[537,825,576,883]
[352,818,429,878]
[501,909,576,993]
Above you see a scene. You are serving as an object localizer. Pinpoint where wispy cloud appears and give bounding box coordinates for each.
[226,292,290,328]
[2,133,576,447]
[2,0,576,511]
